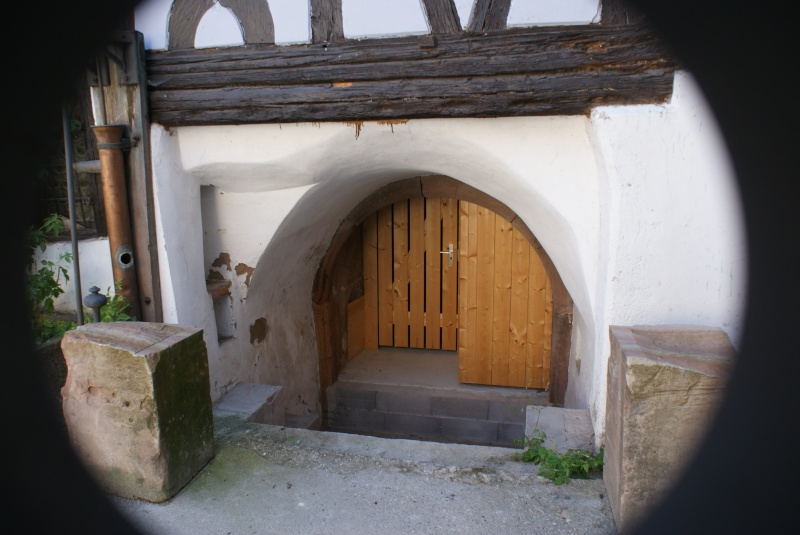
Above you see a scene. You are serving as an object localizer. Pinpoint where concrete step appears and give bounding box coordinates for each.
[325,380,548,447]
[212,383,284,425]
[524,406,595,453]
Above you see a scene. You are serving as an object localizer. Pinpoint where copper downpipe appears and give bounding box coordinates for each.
[92,125,141,320]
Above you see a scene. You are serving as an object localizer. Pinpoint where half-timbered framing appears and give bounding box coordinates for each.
[147,0,676,126]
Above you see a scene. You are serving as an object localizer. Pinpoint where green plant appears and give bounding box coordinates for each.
[27,214,71,313]
[26,214,75,343]
[514,428,604,485]
[83,281,136,323]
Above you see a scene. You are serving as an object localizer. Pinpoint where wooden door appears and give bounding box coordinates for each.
[361,198,552,388]
[362,197,459,351]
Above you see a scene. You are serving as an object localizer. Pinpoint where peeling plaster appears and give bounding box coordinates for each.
[207,270,225,281]
[211,252,232,271]
[250,318,268,345]
[235,263,255,287]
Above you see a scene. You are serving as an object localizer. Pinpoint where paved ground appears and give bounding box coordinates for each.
[111,416,617,535]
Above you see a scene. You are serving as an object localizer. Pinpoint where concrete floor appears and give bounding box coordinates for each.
[112,416,616,535]
[338,347,549,402]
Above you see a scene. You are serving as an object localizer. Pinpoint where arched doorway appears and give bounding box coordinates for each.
[361,197,553,389]
[313,175,574,415]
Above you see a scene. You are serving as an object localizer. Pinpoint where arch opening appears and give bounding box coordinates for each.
[312,175,575,430]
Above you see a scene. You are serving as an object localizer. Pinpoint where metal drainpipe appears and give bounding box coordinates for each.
[61,102,84,325]
[92,124,141,320]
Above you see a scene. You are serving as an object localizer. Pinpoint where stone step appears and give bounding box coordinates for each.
[325,381,548,447]
[213,382,284,426]
[524,406,595,454]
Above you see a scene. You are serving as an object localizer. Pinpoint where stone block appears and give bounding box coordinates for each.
[441,418,497,444]
[376,390,432,415]
[604,325,735,533]
[431,396,488,420]
[525,406,594,453]
[328,407,386,432]
[385,413,442,438]
[488,399,528,423]
[61,322,214,503]
[496,422,525,445]
[213,382,284,426]
[336,387,377,411]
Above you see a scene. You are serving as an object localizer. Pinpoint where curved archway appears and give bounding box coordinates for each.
[168,0,274,50]
[312,174,574,408]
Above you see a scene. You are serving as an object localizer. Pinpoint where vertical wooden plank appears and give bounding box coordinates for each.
[463,201,480,382]
[421,0,462,34]
[377,205,394,346]
[527,249,548,388]
[362,214,379,350]
[102,34,161,321]
[311,0,344,43]
[457,200,471,380]
[491,215,513,385]
[440,198,459,350]
[467,0,512,33]
[542,275,553,389]
[507,228,530,387]
[425,198,442,349]
[346,296,365,359]
[408,197,426,348]
[549,312,571,406]
[392,200,410,347]
[474,204,495,384]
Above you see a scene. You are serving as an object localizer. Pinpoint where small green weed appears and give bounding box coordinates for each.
[513,428,604,485]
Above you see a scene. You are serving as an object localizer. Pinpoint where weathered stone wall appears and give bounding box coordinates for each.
[604,325,735,533]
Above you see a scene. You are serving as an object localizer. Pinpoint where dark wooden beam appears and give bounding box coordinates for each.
[168,0,214,50]
[311,0,343,43]
[467,0,511,32]
[219,0,274,45]
[421,0,461,34]
[147,24,676,126]
[601,0,646,25]
[168,0,274,50]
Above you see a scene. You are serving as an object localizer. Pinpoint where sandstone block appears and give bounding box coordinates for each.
[604,325,735,533]
[61,322,214,502]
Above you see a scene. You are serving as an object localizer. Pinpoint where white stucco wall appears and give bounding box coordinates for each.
[579,71,747,435]
[134,1,746,441]
[148,69,746,441]
[32,238,114,315]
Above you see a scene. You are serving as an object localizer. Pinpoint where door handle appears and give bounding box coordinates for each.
[440,243,454,266]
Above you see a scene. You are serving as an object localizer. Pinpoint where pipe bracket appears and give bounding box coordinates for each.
[97,137,137,151]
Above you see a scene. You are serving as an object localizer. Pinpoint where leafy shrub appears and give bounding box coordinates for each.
[27,214,135,344]
[514,428,604,485]
[27,214,74,343]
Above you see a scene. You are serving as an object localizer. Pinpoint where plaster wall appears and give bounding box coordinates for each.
[134,1,745,438]
[33,238,114,315]
[152,116,599,414]
[581,71,747,439]
[149,71,745,438]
